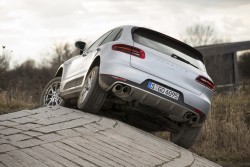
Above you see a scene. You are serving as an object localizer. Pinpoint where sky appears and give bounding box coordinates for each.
[1,0,250,67]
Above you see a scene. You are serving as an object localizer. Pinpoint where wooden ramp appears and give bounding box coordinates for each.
[0,107,221,167]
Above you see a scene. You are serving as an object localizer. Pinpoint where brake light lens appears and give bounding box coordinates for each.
[112,44,145,59]
[196,76,215,91]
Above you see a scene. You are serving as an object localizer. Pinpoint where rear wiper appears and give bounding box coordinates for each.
[171,54,199,69]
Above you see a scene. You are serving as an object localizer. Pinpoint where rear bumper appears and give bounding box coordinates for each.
[99,63,212,124]
[100,75,210,124]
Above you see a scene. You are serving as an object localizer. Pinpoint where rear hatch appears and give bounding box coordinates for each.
[130,28,206,95]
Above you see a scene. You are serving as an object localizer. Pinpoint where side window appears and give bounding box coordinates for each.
[114,29,122,40]
[88,30,113,51]
[101,28,123,45]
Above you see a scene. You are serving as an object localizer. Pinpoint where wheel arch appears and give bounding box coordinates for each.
[55,67,63,78]
[87,56,101,75]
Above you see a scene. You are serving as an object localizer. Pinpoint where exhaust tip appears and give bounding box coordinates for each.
[190,115,199,124]
[184,112,200,124]
[114,84,123,92]
[112,84,132,100]
[122,86,131,94]
[184,112,192,120]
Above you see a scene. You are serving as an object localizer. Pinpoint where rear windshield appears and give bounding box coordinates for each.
[132,28,206,71]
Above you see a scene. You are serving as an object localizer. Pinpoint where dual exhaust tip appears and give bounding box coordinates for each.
[184,112,199,124]
[112,84,131,97]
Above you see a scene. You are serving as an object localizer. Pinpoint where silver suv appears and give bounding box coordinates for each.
[41,25,214,148]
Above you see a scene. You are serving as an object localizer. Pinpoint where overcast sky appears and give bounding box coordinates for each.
[1,0,250,67]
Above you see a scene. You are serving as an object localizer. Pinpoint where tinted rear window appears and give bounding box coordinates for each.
[132,28,205,71]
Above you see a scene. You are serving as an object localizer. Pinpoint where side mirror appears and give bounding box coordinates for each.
[75,41,86,54]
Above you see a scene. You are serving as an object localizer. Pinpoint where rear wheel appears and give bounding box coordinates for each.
[77,66,107,114]
[170,124,202,149]
[40,77,65,106]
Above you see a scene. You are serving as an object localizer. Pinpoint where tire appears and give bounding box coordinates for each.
[40,77,65,106]
[77,66,107,114]
[170,124,202,149]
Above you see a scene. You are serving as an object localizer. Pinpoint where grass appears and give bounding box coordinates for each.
[191,85,250,166]
[0,77,44,115]
[0,90,37,115]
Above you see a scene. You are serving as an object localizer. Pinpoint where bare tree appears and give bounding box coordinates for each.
[49,42,76,72]
[0,55,8,72]
[182,24,223,47]
[39,39,93,74]
[0,50,9,81]
[46,40,93,72]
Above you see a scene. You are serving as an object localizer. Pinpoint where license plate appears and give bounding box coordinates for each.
[147,82,180,100]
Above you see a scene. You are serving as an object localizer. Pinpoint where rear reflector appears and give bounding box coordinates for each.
[111,75,127,81]
[194,109,206,123]
[112,44,145,59]
[196,76,215,91]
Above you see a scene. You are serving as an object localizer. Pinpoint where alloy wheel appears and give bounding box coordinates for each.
[79,70,96,103]
[43,81,64,106]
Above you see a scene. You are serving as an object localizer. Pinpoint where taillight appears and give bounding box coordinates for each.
[196,76,215,91]
[112,44,145,59]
